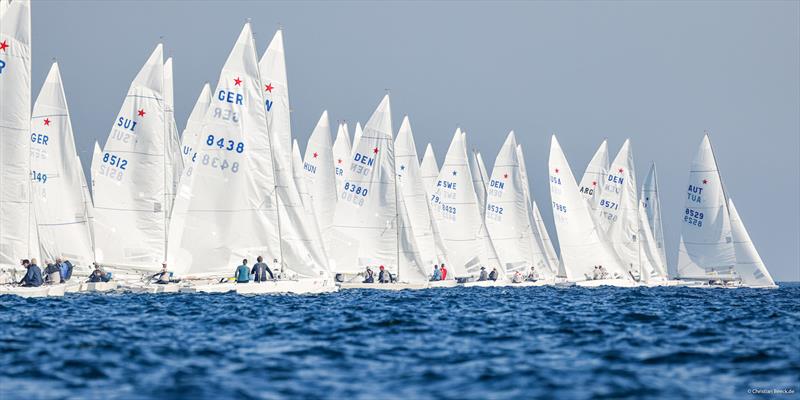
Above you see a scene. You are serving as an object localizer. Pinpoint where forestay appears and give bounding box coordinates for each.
[167,23,284,277]
[93,44,168,271]
[548,135,629,282]
[1,0,39,266]
[676,135,735,279]
[728,199,776,288]
[29,63,94,265]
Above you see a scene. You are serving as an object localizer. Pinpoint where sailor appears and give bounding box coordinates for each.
[512,271,523,283]
[61,258,75,281]
[362,267,374,283]
[440,263,448,280]
[430,265,441,281]
[489,267,499,281]
[235,259,250,283]
[591,266,600,280]
[478,266,488,281]
[598,265,608,279]
[153,263,171,284]
[44,260,62,285]
[18,259,43,287]
[378,265,390,283]
[87,263,110,283]
[527,266,538,282]
[251,256,274,282]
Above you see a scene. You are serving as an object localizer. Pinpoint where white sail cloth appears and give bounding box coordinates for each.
[29,63,94,265]
[180,83,212,164]
[641,162,668,275]
[331,122,352,194]
[420,143,439,196]
[302,111,337,259]
[728,199,776,288]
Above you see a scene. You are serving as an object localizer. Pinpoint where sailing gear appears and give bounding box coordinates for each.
[378,269,390,283]
[512,271,523,283]
[489,268,498,281]
[19,264,43,287]
[441,265,447,280]
[251,262,274,282]
[478,267,488,281]
[363,268,374,283]
[44,263,62,284]
[235,264,250,283]
[527,267,538,282]
[431,266,441,281]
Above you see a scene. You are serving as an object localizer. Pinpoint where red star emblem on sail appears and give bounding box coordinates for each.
[43,118,51,126]
[703,179,708,184]
[618,168,624,173]
[373,147,379,154]
[138,109,146,117]
[234,77,242,86]
[0,40,8,52]
[313,152,318,158]
[337,159,343,164]
[264,83,273,92]
[554,168,559,174]
[592,181,597,186]
[503,173,508,179]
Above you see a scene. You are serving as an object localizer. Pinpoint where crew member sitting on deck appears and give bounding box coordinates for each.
[478,266,488,281]
[527,266,538,282]
[235,259,250,283]
[251,256,274,282]
[44,260,62,285]
[430,265,441,281]
[363,267,374,283]
[18,259,43,287]
[56,257,70,283]
[378,265,390,283]
[153,263,171,284]
[598,265,609,279]
[489,267,499,281]
[87,263,110,283]
[441,264,448,280]
[62,258,75,281]
[512,271,523,283]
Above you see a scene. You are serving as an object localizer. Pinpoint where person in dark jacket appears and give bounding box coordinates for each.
[488,267,499,281]
[44,260,62,285]
[362,267,374,283]
[251,256,274,282]
[378,265,390,283]
[18,259,43,287]
[87,263,110,283]
[62,259,74,280]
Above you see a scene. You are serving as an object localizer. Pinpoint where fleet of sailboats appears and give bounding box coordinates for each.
[0,6,781,296]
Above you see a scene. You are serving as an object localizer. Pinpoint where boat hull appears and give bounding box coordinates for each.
[427,280,458,288]
[84,281,118,292]
[183,279,337,295]
[575,278,638,288]
[338,282,429,291]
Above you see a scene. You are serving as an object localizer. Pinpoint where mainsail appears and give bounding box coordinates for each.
[641,162,668,275]
[292,139,311,210]
[676,134,735,279]
[420,143,439,196]
[303,111,337,258]
[167,23,286,276]
[93,44,168,271]
[29,62,94,265]
[352,121,363,152]
[547,135,629,282]
[163,57,183,226]
[515,143,557,278]
[180,82,212,164]
[259,28,329,276]
[331,121,351,194]
[728,199,776,288]
[486,132,547,277]
[1,0,39,266]
[469,149,489,213]
[430,128,502,278]
[579,139,608,207]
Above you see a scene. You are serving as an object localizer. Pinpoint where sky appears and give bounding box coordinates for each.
[29,1,799,281]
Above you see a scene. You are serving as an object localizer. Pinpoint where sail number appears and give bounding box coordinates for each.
[102,153,128,170]
[487,203,503,222]
[684,208,704,227]
[599,199,619,210]
[199,154,240,173]
[343,182,369,197]
[552,202,567,213]
[30,170,48,184]
[206,135,244,153]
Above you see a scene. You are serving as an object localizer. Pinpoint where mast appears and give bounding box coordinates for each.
[161,41,168,261]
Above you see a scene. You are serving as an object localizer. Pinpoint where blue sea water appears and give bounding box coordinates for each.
[1,284,798,400]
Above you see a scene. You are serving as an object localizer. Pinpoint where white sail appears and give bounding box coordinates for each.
[29,63,94,265]
[641,162,668,275]
[487,132,548,277]
[420,143,439,196]
[77,154,95,256]
[547,135,629,282]
[676,134,735,279]
[470,149,489,213]
[180,82,211,164]
[163,57,183,227]
[259,28,329,276]
[430,128,502,278]
[292,139,311,210]
[303,111,337,257]
[1,0,39,266]
[395,116,438,269]
[579,139,608,207]
[332,121,351,194]
[596,139,641,278]
[516,143,557,278]
[534,201,563,277]
[728,199,777,288]
[167,23,287,276]
[352,121,363,152]
[637,200,666,281]
[93,44,168,271]
[330,95,410,276]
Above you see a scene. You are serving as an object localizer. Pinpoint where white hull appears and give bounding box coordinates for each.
[0,284,66,298]
[461,280,513,288]
[508,280,553,287]
[183,279,337,295]
[84,281,119,292]
[427,280,458,288]
[339,282,429,291]
[575,278,638,288]
[120,282,182,293]
[64,281,83,293]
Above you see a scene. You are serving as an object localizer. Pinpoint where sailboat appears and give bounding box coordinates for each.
[332,121,352,194]
[167,23,333,294]
[430,128,503,283]
[641,163,668,274]
[330,96,430,290]
[302,111,337,265]
[420,143,439,197]
[0,0,40,283]
[485,132,552,286]
[676,134,776,288]
[547,135,635,287]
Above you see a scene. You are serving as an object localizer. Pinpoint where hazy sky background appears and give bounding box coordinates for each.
[30,1,799,281]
